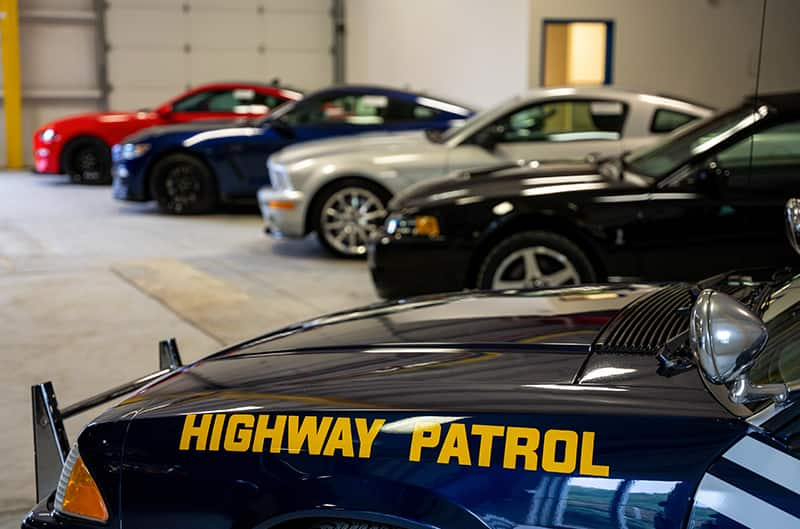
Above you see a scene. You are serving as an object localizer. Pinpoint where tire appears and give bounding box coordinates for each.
[477,230,596,290]
[312,178,391,258]
[149,153,218,214]
[63,137,111,184]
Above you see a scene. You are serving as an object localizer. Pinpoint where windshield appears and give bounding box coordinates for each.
[437,96,522,143]
[748,273,800,387]
[255,98,299,126]
[625,105,770,178]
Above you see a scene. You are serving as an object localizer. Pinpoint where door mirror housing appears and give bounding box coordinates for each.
[473,124,503,151]
[693,159,728,195]
[691,289,788,403]
[156,105,173,119]
[785,198,800,255]
[269,116,295,138]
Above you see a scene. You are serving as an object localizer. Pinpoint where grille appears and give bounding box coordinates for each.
[592,284,693,354]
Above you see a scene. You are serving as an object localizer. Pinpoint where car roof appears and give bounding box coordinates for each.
[189,81,304,96]
[308,84,476,113]
[516,86,715,112]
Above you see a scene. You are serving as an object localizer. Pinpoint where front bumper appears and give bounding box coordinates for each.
[32,141,61,174]
[257,187,307,238]
[368,233,472,299]
[111,158,149,202]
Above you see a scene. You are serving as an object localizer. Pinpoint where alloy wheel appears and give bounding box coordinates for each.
[491,246,580,289]
[163,164,202,214]
[320,187,387,256]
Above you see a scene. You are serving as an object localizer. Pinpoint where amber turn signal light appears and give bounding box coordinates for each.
[413,216,440,237]
[268,200,296,210]
[59,456,109,523]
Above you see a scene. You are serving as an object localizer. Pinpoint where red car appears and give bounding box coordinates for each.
[32,82,303,184]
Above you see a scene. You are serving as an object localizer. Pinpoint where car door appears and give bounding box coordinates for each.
[493,99,629,162]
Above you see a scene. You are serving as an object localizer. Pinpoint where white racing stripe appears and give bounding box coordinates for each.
[695,475,800,529]
[724,436,800,495]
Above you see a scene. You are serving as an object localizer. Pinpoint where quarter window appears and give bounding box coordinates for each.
[651,109,699,133]
[486,99,626,143]
[287,93,391,125]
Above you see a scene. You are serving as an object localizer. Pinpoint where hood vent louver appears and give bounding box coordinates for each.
[592,284,693,354]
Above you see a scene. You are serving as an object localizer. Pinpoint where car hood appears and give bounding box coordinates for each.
[391,161,643,210]
[106,283,734,422]
[122,119,250,143]
[271,130,441,167]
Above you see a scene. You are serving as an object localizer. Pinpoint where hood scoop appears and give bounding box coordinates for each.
[592,284,693,355]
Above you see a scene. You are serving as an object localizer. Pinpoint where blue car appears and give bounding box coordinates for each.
[111,85,474,214]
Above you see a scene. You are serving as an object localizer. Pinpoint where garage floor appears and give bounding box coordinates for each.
[0,171,378,523]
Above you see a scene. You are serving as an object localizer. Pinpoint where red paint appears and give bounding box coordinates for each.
[32,82,302,174]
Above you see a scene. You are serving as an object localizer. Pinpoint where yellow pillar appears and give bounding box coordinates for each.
[1,0,23,169]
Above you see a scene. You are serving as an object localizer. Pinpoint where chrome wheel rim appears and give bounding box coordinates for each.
[320,187,387,256]
[491,246,580,290]
[163,164,201,213]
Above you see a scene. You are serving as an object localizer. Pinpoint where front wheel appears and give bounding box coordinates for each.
[64,137,111,184]
[313,179,391,258]
[150,153,218,214]
[477,230,596,290]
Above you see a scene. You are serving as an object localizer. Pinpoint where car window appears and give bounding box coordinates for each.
[379,98,443,122]
[286,93,389,125]
[489,99,626,143]
[651,109,699,133]
[715,120,800,191]
[172,88,272,113]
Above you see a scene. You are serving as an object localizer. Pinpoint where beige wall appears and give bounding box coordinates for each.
[529,0,800,109]
[345,0,530,108]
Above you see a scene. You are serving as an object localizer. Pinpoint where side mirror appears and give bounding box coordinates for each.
[473,125,503,151]
[694,159,727,195]
[785,198,800,255]
[691,289,787,403]
[270,116,295,138]
[157,105,173,119]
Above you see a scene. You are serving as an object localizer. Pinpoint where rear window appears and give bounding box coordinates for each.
[650,109,698,133]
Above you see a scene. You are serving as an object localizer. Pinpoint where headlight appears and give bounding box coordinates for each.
[386,214,440,237]
[121,143,151,160]
[55,445,109,522]
[39,129,56,142]
[268,161,291,190]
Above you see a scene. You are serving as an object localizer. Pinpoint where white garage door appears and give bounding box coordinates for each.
[106,0,334,110]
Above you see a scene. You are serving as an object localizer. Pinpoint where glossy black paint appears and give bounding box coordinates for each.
[22,274,799,529]
[369,94,800,299]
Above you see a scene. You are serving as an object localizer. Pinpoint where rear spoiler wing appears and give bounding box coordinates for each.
[30,338,183,502]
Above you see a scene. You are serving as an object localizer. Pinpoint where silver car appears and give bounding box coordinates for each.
[259,87,712,257]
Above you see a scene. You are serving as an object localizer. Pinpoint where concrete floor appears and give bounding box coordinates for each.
[0,171,378,524]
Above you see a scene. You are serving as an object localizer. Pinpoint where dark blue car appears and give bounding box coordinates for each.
[111,85,473,214]
[25,262,800,529]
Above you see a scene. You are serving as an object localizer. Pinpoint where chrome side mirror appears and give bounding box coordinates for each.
[691,290,767,384]
[785,198,800,255]
[691,289,787,403]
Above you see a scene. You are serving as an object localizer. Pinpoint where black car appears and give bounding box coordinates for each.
[369,92,800,299]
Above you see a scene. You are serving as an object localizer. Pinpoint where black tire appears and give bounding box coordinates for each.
[149,153,218,214]
[312,178,391,258]
[477,230,596,290]
[63,137,111,184]
[308,520,397,529]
